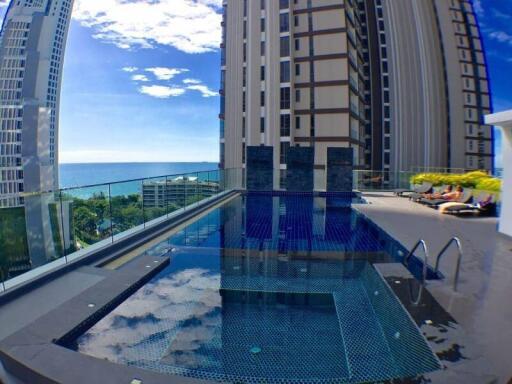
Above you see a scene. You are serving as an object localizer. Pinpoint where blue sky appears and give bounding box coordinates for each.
[0,0,510,166]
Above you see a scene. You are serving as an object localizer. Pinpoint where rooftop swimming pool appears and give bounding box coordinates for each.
[70,193,441,383]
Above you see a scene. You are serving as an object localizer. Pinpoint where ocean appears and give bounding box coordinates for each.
[59,162,219,189]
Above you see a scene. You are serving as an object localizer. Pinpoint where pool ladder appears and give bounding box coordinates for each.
[434,237,463,292]
[403,240,429,305]
[403,237,463,304]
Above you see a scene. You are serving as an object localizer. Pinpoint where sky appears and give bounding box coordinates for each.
[0,0,510,166]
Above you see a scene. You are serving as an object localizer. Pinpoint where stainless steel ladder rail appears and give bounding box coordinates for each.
[403,239,430,305]
[434,237,463,292]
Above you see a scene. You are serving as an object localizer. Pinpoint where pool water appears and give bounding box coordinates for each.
[73,193,441,383]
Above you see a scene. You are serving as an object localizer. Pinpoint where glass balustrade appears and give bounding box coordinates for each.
[0,166,500,292]
[0,168,237,292]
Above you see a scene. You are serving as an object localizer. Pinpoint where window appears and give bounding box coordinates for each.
[280,87,290,109]
[279,0,289,9]
[294,38,300,51]
[261,91,265,106]
[280,61,290,82]
[280,36,290,57]
[295,63,300,76]
[295,116,301,129]
[260,117,265,133]
[295,89,301,102]
[243,91,246,112]
[280,13,289,32]
[261,18,265,32]
[261,0,265,10]
[294,15,299,27]
[280,114,291,136]
[261,66,265,81]
[261,41,265,55]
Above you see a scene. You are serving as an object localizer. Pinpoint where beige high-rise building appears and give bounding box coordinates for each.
[220,0,493,187]
[0,0,74,208]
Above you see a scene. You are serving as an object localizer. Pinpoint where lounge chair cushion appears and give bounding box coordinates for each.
[439,202,470,214]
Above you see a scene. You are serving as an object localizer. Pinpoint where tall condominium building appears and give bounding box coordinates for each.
[0,0,74,208]
[220,0,493,188]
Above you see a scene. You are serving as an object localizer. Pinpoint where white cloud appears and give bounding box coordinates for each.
[139,85,186,99]
[72,0,222,54]
[131,74,149,82]
[186,84,218,98]
[183,78,202,85]
[491,8,510,20]
[145,67,189,81]
[122,66,138,73]
[489,31,512,44]
[473,0,484,16]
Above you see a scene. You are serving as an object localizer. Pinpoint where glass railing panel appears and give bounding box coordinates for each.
[111,180,144,240]
[352,171,416,191]
[183,173,201,207]
[208,169,221,196]
[0,191,66,289]
[142,177,168,224]
[60,184,112,252]
[170,174,188,210]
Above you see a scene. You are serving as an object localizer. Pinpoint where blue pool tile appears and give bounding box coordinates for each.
[73,195,441,384]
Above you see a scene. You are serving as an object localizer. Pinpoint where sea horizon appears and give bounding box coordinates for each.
[59,162,219,189]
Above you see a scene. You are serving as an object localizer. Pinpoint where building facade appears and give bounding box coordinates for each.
[143,176,220,208]
[0,0,74,208]
[220,0,493,188]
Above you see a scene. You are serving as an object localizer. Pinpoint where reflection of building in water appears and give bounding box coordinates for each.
[1,194,72,278]
[0,0,74,272]
[142,176,220,208]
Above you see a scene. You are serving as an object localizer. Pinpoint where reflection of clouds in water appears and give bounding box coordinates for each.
[77,268,221,366]
[161,314,222,369]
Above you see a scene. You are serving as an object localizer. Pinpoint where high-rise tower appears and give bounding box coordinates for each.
[220,0,366,189]
[220,0,493,188]
[0,0,74,208]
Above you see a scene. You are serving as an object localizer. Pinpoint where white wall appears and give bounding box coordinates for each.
[485,111,512,238]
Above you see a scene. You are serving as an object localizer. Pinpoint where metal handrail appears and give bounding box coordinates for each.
[434,237,463,292]
[403,239,429,305]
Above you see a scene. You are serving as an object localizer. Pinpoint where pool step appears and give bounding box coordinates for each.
[333,283,399,383]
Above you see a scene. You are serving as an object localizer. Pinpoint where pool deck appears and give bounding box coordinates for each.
[356,192,512,382]
[0,191,511,383]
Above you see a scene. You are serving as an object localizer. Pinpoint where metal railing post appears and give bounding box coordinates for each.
[58,190,68,263]
[108,183,114,243]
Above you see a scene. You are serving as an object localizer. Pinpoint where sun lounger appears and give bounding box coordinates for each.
[420,189,473,208]
[406,183,433,200]
[441,193,497,216]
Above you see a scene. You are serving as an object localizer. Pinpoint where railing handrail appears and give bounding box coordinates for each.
[403,239,429,305]
[434,237,463,291]
[6,167,242,198]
